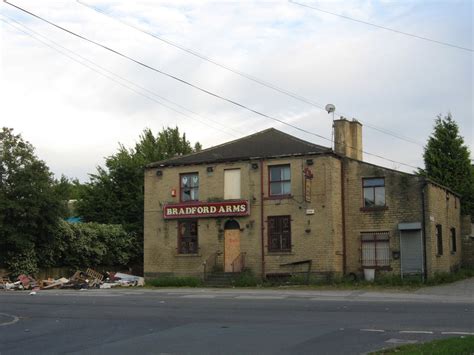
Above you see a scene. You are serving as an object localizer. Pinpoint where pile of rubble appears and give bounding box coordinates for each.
[0,268,144,291]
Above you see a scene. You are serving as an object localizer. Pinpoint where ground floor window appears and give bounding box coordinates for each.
[450,228,457,253]
[436,224,443,255]
[361,232,390,267]
[178,220,198,254]
[268,215,291,252]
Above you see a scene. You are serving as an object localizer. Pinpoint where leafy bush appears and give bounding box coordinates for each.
[232,269,259,287]
[40,220,137,270]
[147,276,203,287]
[4,249,38,276]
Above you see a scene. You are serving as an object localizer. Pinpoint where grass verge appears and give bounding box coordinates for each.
[146,276,202,287]
[371,336,474,354]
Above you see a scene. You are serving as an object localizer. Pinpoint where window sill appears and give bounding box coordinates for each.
[175,253,201,257]
[360,206,388,212]
[264,195,292,201]
[451,251,456,255]
[359,266,392,271]
[436,254,443,258]
[266,251,294,256]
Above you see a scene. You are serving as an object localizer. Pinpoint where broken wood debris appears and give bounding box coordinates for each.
[0,269,144,291]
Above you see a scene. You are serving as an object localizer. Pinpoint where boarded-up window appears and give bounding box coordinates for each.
[224,169,241,199]
[361,232,390,267]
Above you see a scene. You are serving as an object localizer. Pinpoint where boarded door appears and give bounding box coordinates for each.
[224,229,241,272]
[400,230,423,275]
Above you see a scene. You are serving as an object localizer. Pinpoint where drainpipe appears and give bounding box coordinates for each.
[421,180,428,281]
[260,159,265,280]
[340,158,347,275]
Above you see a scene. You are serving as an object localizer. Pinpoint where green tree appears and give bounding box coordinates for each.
[76,127,199,264]
[52,175,86,217]
[0,127,63,274]
[419,114,474,216]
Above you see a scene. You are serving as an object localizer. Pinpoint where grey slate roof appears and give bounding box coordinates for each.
[147,128,331,168]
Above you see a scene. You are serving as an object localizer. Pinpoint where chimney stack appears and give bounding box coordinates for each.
[333,117,363,160]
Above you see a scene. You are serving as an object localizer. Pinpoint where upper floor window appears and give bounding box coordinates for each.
[269,165,291,196]
[180,173,199,202]
[224,169,241,199]
[363,178,385,207]
[436,224,443,256]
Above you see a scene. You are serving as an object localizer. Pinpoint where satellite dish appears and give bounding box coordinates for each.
[325,104,336,114]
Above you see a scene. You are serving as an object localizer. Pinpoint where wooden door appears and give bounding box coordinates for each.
[224,229,241,272]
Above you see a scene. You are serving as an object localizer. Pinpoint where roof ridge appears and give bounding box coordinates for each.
[146,127,331,168]
[146,128,278,167]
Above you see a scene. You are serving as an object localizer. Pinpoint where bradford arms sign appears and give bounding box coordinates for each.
[163,200,250,219]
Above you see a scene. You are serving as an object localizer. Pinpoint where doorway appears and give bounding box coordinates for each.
[224,220,241,272]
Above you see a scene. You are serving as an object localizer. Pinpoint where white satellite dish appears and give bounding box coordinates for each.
[325,104,336,114]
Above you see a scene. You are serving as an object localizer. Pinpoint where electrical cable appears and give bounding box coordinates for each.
[1,16,239,138]
[290,0,473,52]
[77,0,425,147]
[4,1,421,170]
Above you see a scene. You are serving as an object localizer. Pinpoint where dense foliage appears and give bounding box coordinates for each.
[419,114,474,216]
[0,128,138,276]
[76,127,200,264]
[0,127,63,274]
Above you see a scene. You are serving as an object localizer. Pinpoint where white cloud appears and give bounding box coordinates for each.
[0,0,472,181]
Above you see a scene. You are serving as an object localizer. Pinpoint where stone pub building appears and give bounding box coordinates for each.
[144,119,463,280]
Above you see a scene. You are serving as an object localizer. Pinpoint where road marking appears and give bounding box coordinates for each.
[181,295,216,299]
[441,332,474,335]
[360,329,385,333]
[0,313,20,327]
[399,330,433,334]
[386,339,418,344]
[235,296,286,300]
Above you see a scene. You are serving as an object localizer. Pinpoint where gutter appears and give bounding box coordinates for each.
[421,180,428,281]
[341,158,347,275]
[260,159,265,280]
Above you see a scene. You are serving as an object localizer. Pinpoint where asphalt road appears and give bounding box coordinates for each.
[0,288,473,355]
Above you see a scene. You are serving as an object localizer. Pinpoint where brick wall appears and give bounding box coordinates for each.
[144,154,463,280]
[460,215,473,268]
[144,155,344,279]
[342,158,424,278]
[424,183,462,276]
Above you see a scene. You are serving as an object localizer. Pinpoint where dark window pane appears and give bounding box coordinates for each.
[270,182,282,195]
[270,167,281,182]
[364,188,374,207]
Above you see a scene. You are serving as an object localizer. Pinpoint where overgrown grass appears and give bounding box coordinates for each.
[267,268,474,290]
[146,276,203,287]
[232,269,259,287]
[371,336,474,354]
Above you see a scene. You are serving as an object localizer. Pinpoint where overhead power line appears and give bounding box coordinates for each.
[290,0,473,53]
[4,0,420,171]
[0,16,239,138]
[77,0,424,147]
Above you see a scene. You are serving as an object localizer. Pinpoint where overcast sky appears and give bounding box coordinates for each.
[0,0,472,182]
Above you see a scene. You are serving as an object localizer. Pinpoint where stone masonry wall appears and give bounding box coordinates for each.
[461,215,474,268]
[144,154,344,279]
[424,184,462,276]
[343,158,424,278]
